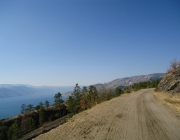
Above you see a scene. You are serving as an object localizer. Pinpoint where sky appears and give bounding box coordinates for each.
[0,0,180,86]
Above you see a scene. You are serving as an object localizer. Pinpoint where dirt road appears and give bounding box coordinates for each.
[35,89,180,140]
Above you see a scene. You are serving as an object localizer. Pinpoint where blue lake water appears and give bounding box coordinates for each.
[0,93,67,119]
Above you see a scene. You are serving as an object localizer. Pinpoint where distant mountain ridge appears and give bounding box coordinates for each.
[0,73,165,98]
[95,73,165,89]
[0,85,74,98]
[62,73,165,98]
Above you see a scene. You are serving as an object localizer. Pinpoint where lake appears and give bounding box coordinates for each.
[0,93,67,119]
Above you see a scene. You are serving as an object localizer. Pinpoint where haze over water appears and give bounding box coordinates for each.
[0,94,66,119]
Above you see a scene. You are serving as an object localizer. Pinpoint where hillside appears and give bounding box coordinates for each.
[34,89,180,140]
[158,67,180,93]
[95,73,165,89]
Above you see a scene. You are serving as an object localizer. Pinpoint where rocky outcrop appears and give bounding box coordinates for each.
[158,67,180,94]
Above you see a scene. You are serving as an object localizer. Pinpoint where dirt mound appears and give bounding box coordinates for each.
[158,67,180,93]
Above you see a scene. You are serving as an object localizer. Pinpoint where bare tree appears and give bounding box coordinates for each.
[167,59,180,73]
[170,59,178,70]
[178,61,180,68]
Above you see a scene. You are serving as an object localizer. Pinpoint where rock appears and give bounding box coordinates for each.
[158,67,180,94]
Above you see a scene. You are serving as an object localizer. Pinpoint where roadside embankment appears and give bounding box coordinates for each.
[153,91,180,118]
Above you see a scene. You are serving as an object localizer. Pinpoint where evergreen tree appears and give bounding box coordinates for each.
[0,124,8,140]
[67,95,75,114]
[45,100,49,109]
[82,86,88,95]
[88,85,99,107]
[24,117,36,132]
[35,105,40,110]
[39,102,44,109]
[67,84,82,114]
[54,92,63,117]
[8,120,21,140]
[99,86,113,102]
[54,92,63,108]
[39,108,46,126]
[114,87,123,97]
[27,104,33,113]
[21,104,26,114]
[79,87,89,110]
[72,84,82,102]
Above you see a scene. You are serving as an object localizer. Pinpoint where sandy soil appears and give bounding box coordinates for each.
[34,89,180,140]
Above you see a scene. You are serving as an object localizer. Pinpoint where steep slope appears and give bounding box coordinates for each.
[158,67,180,93]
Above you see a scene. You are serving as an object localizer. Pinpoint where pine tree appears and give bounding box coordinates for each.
[39,108,46,126]
[8,120,21,140]
[45,100,49,109]
[54,92,63,117]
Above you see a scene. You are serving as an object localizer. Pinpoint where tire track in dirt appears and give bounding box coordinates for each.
[35,89,180,140]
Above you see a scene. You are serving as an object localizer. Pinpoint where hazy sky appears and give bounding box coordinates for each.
[0,0,180,86]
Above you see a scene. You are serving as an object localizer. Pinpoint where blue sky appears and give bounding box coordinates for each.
[0,0,180,86]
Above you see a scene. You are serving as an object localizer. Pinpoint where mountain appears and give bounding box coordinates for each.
[62,73,165,98]
[0,87,25,98]
[0,85,74,98]
[0,73,165,98]
[94,73,165,89]
[158,67,180,93]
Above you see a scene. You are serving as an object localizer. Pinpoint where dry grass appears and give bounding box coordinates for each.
[153,91,180,114]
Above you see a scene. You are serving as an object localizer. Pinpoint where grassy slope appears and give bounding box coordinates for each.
[153,91,180,117]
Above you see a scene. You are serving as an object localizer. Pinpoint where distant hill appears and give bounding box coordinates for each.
[0,85,74,98]
[0,73,165,98]
[0,87,25,98]
[62,73,165,98]
[95,73,165,89]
